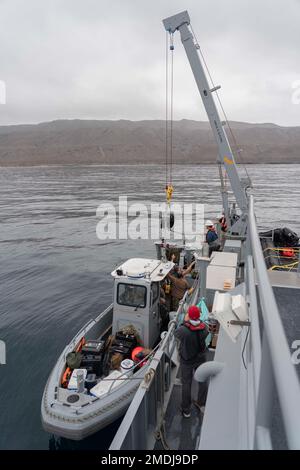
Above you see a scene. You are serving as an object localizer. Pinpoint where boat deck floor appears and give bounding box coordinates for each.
[261,283,300,449]
[270,281,300,380]
[274,285,300,383]
[154,373,203,451]
[256,271,300,377]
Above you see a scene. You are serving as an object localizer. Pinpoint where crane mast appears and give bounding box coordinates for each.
[163,11,249,236]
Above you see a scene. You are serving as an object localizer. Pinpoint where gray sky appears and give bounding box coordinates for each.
[0,0,299,126]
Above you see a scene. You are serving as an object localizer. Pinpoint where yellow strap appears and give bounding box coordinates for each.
[269,262,298,271]
[263,247,299,253]
[165,184,173,204]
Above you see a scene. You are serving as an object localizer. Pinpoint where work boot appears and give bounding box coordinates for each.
[193,401,205,414]
[181,408,191,418]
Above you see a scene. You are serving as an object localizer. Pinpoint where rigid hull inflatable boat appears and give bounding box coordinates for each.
[41,258,176,440]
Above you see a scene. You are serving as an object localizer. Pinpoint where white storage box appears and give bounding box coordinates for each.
[212,291,242,342]
[90,370,128,398]
[206,252,238,291]
[232,294,248,321]
[67,368,88,391]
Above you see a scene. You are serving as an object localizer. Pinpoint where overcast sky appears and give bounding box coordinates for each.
[0,0,299,126]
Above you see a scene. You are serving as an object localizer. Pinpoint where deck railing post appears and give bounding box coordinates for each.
[246,254,262,400]
[254,330,274,449]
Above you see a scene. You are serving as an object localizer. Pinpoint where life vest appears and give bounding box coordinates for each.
[183,320,206,331]
[61,367,72,388]
[75,336,86,352]
[131,346,144,362]
[131,346,149,367]
[282,248,295,258]
[61,336,85,388]
[219,216,227,232]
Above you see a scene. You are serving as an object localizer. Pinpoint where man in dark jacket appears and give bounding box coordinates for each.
[205,220,221,256]
[175,305,208,418]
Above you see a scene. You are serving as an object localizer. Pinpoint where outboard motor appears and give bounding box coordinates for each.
[280,227,299,247]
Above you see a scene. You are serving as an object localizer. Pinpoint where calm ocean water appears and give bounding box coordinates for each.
[0,163,299,449]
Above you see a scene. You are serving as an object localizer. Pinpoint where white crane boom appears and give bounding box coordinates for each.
[163,11,249,234]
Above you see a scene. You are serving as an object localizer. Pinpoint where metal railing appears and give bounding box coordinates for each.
[247,196,300,449]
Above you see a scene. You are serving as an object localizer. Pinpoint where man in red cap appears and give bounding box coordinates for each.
[175,305,209,418]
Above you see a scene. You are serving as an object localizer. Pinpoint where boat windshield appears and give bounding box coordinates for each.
[117,283,147,308]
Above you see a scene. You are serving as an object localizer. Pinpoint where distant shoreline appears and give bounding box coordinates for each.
[1,119,299,167]
[1,162,300,169]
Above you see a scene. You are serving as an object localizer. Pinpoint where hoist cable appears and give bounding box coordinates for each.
[170,33,174,184]
[165,31,169,186]
[164,32,174,206]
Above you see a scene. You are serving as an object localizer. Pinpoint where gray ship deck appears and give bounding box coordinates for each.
[154,374,203,450]
[274,289,300,379]
[157,273,300,451]
[269,274,300,449]
[267,271,300,380]
[155,349,215,451]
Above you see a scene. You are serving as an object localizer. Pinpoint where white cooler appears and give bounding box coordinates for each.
[90,370,128,398]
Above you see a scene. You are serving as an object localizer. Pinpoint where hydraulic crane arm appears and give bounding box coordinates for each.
[163,11,249,219]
